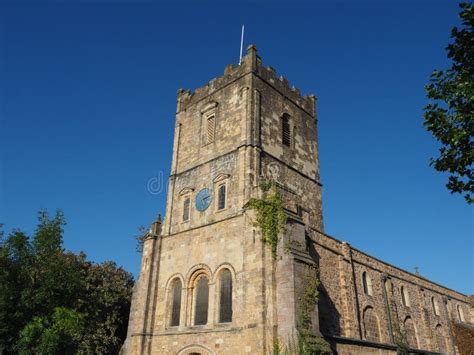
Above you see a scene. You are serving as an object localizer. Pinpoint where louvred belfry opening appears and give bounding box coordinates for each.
[207,115,215,143]
[281,113,291,146]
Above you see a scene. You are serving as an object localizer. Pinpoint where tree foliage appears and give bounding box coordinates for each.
[16,307,84,355]
[78,261,134,354]
[424,1,474,203]
[0,210,134,354]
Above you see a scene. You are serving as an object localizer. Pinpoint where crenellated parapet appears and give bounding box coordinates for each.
[176,44,316,116]
[255,61,316,116]
[176,52,251,113]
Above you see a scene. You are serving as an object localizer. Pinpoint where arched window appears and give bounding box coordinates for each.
[362,272,373,296]
[169,278,182,326]
[457,304,465,322]
[194,276,209,325]
[281,113,291,147]
[183,197,190,222]
[206,114,215,143]
[384,279,393,297]
[401,286,410,307]
[218,269,233,323]
[217,184,226,210]
[404,316,418,348]
[432,296,440,316]
[363,306,380,342]
[435,324,447,353]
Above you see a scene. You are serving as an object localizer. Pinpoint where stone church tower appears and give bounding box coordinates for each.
[123,45,324,354]
[123,45,472,355]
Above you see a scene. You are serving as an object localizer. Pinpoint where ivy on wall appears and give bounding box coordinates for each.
[298,265,331,354]
[245,181,287,257]
[300,266,320,332]
[247,182,331,353]
[393,321,409,354]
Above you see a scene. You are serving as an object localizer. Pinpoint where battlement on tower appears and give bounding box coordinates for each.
[177,45,316,116]
[255,61,316,115]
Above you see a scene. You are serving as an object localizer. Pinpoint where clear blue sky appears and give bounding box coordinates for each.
[1,1,472,294]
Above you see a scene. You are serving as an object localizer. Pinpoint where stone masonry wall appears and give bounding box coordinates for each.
[148,214,270,354]
[310,228,472,353]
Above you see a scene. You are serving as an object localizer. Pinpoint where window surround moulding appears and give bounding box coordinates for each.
[181,201,191,224]
[179,187,195,196]
[281,113,291,148]
[215,184,228,213]
[201,103,218,147]
[213,174,230,213]
[200,101,219,114]
[180,188,193,223]
[213,173,231,183]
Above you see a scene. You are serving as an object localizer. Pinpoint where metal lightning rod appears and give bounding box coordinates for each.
[239,25,245,65]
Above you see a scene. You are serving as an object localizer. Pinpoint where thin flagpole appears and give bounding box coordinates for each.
[239,25,245,65]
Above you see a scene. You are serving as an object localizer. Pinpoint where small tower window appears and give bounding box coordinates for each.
[384,279,393,296]
[169,279,182,327]
[218,269,233,323]
[281,113,291,147]
[183,197,190,222]
[362,272,373,296]
[432,296,440,316]
[206,115,215,143]
[217,184,226,210]
[401,286,410,307]
[194,276,209,325]
[457,304,465,322]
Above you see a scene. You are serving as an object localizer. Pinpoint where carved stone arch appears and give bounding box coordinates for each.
[177,344,215,355]
[212,173,231,184]
[185,264,212,287]
[179,187,194,196]
[186,265,212,326]
[212,262,237,283]
[164,273,185,290]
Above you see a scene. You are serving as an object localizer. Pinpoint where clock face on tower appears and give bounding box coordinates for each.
[195,188,212,212]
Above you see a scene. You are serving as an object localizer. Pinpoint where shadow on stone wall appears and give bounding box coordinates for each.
[306,234,342,337]
[318,283,342,336]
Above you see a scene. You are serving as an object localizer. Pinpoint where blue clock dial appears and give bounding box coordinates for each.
[195,188,212,212]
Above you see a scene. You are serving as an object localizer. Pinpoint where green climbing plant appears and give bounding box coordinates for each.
[270,332,331,355]
[245,181,287,257]
[300,267,320,333]
[392,318,409,354]
[298,266,331,354]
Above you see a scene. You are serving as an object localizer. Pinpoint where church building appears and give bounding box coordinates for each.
[122,45,472,355]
